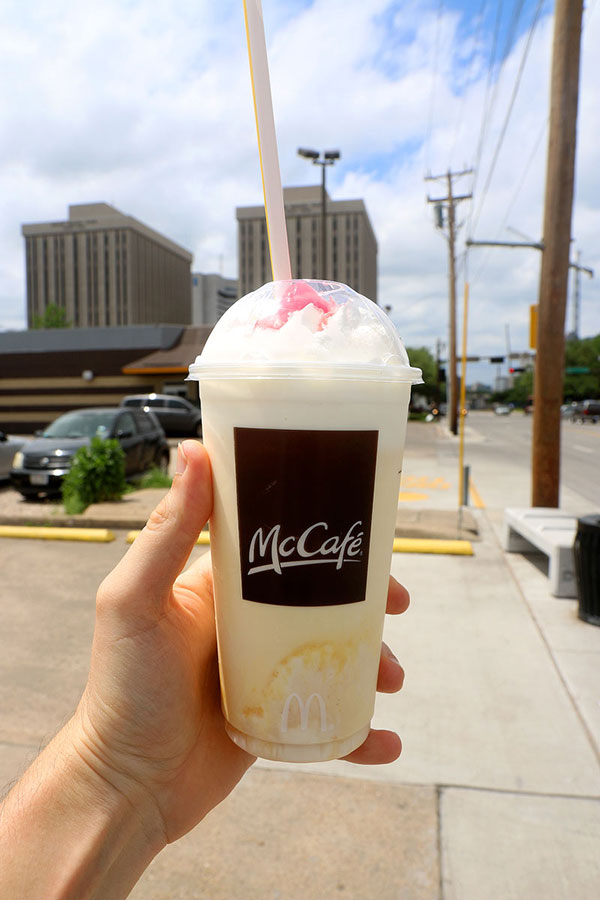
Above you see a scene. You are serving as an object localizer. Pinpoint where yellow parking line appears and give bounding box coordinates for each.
[393,537,473,555]
[126,529,211,545]
[398,491,429,502]
[124,530,472,556]
[469,480,485,509]
[0,525,115,542]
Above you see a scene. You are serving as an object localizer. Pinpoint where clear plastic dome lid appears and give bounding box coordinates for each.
[188,280,423,383]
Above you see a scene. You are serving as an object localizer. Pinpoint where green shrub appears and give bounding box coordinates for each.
[62,437,127,514]
[136,467,173,490]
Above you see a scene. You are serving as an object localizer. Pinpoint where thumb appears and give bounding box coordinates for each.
[98,440,212,618]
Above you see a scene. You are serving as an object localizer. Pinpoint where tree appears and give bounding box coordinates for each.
[406,346,438,403]
[564,334,600,400]
[32,304,71,329]
[507,370,534,406]
[503,334,600,407]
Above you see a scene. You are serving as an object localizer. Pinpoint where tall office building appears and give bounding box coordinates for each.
[236,185,378,301]
[22,203,193,328]
[191,273,238,325]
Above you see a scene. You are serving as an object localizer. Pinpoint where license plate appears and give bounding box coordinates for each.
[30,473,49,485]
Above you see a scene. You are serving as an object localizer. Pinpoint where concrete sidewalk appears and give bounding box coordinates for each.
[126,503,600,900]
[1,424,599,899]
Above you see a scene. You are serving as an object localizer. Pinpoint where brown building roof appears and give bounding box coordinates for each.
[122,326,213,375]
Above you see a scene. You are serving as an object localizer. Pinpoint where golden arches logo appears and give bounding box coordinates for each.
[280,692,328,733]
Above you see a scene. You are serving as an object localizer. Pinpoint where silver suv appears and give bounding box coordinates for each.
[571,399,600,424]
[121,393,202,437]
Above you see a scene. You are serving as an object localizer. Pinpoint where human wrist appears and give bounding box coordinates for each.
[66,706,167,852]
[0,715,166,900]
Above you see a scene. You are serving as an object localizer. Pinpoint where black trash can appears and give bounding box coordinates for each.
[573,515,600,626]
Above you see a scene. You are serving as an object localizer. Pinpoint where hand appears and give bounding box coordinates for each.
[344,578,409,765]
[73,440,409,848]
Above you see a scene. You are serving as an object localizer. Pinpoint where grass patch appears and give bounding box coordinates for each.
[128,468,173,491]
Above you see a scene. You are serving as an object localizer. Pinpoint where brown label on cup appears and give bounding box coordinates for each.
[234,428,378,607]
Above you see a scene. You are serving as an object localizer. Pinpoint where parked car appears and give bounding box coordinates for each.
[10,407,170,499]
[571,399,600,424]
[561,403,577,420]
[494,404,512,416]
[0,431,29,481]
[121,393,202,437]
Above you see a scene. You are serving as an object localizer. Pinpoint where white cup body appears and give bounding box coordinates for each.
[200,375,410,762]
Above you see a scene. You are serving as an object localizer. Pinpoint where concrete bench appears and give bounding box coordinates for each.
[503,508,578,598]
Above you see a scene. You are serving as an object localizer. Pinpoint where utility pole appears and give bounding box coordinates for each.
[466,238,592,342]
[426,169,472,435]
[532,0,584,508]
[571,249,581,337]
[568,249,594,337]
[505,324,512,387]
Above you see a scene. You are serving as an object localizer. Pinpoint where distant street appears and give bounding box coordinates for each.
[449,411,599,511]
[403,411,599,513]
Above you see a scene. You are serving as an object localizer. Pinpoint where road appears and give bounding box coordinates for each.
[471,410,600,505]
[402,411,599,513]
[468,412,600,511]
[1,411,599,899]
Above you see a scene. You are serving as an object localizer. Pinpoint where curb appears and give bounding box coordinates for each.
[126,530,210,545]
[392,537,473,555]
[126,531,473,555]
[0,525,115,542]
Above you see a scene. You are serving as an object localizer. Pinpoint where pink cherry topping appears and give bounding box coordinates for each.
[256,281,337,330]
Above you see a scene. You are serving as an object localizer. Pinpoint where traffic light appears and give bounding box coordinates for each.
[509,367,525,374]
[490,356,504,364]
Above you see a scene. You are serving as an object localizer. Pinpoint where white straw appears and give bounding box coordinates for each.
[243,0,292,281]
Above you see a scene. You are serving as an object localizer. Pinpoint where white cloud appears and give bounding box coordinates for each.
[1,0,598,386]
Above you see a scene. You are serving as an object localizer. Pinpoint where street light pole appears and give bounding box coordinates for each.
[298,147,340,279]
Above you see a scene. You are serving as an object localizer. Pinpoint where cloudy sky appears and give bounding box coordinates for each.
[1,0,598,385]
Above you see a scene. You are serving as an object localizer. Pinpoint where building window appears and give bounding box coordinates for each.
[92,234,99,326]
[121,235,128,323]
[116,241,121,325]
[104,233,110,325]
[73,235,79,326]
[332,234,338,281]
[29,238,39,317]
[43,238,49,304]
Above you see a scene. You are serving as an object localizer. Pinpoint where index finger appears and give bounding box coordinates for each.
[387,575,410,615]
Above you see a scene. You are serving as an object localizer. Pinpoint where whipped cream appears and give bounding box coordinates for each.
[190,280,422,382]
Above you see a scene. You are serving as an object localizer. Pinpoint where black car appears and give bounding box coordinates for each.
[121,394,202,436]
[0,431,29,481]
[10,407,170,499]
[571,399,600,424]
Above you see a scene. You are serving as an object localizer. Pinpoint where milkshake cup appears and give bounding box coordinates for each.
[188,279,422,762]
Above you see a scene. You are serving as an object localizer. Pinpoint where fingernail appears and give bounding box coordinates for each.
[383,642,400,665]
[175,442,188,476]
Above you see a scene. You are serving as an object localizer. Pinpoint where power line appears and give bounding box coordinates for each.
[497,116,547,233]
[449,0,489,168]
[467,0,505,233]
[470,0,546,235]
[501,0,527,60]
[471,115,547,286]
[424,0,445,176]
